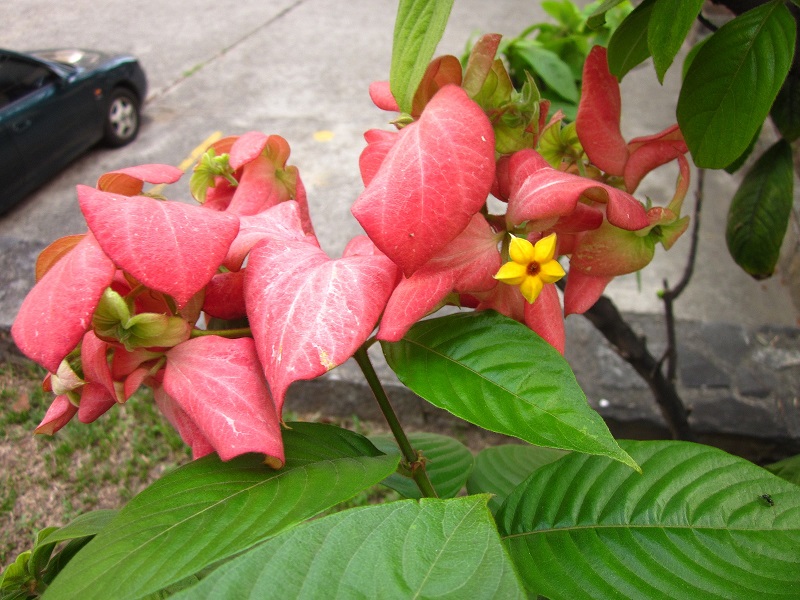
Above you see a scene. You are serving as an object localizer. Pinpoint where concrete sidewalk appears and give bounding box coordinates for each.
[1,0,798,459]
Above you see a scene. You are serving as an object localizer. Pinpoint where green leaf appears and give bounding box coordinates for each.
[648,0,705,82]
[467,445,567,514]
[497,440,800,599]
[390,0,454,114]
[382,311,638,471]
[41,423,399,600]
[677,1,796,168]
[370,432,474,499]
[726,139,794,279]
[766,454,800,486]
[39,509,118,545]
[681,36,708,80]
[168,496,527,599]
[771,69,800,141]
[542,0,583,30]
[587,0,630,29]
[724,124,762,174]
[607,0,656,78]
[510,43,579,102]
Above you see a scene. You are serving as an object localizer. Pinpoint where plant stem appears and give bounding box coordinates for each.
[353,345,439,498]
[190,327,252,339]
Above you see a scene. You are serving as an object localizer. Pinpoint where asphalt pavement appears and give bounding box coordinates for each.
[1,0,798,460]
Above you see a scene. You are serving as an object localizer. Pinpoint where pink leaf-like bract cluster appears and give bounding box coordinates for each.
[12,38,691,468]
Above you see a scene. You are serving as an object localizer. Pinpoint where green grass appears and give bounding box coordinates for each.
[0,357,415,574]
[0,359,191,565]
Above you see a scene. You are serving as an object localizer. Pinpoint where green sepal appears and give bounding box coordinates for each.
[189,148,236,203]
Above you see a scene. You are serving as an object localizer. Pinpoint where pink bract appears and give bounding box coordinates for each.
[378,213,501,342]
[576,46,687,193]
[244,237,398,412]
[12,232,115,372]
[352,85,495,276]
[163,336,284,465]
[78,185,240,307]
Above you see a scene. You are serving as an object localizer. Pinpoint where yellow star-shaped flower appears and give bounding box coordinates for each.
[494,233,565,303]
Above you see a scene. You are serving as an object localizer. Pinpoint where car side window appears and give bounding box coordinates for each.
[0,55,58,109]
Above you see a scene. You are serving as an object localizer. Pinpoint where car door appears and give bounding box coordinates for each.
[0,109,27,212]
[0,54,34,211]
[0,52,100,199]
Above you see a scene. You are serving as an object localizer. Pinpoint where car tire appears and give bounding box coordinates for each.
[103,88,140,147]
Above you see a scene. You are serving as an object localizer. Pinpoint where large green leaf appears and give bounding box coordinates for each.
[766,454,800,486]
[726,139,794,279]
[382,311,637,470]
[607,0,655,79]
[39,509,118,545]
[497,440,800,599]
[42,423,399,600]
[370,432,474,499]
[648,0,705,82]
[467,444,567,514]
[169,496,526,599]
[390,0,454,114]
[677,1,796,168]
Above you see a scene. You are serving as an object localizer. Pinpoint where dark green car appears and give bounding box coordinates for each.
[0,48,147,214]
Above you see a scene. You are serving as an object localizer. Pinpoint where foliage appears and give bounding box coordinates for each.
[598,0,798,278]
[3,0,800,598]
[479,0,634,120]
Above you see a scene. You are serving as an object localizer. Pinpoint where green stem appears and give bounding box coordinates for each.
[190,327,252,339]
[353,345,438,498]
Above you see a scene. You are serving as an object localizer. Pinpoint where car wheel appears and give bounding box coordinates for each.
[103,88,140,147]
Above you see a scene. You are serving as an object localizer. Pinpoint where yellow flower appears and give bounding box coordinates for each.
[494,233,565,303]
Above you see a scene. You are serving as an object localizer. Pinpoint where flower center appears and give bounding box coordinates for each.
[527,262,541,276]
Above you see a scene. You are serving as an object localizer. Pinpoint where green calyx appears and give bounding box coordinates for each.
[93,288,191,351]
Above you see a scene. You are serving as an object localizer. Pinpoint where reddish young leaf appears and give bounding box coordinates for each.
[352,85,495,276]
[34,234,85,282]
[163,336,283,464]
[78,186,240,307]
[462,33,503,98]
[97,164,183,196]
[245,238,398,411]
[576,46,628,176]
[12,233,116,372]
[368,81,400,112]
[411,55,463,117]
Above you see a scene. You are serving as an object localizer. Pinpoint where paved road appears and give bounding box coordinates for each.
[1,0,797,331]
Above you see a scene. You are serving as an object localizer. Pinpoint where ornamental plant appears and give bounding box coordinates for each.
[2,1,799,598]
